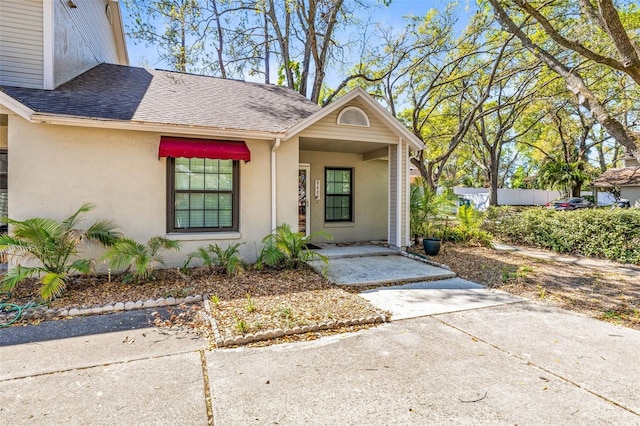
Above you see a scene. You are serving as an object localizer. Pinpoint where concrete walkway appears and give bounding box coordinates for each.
[494,243,640,276]
[3,301,639,424]
[2,244,638,423]
[307,245,456,286]
[360,277,524,320]
[310,244,522,319]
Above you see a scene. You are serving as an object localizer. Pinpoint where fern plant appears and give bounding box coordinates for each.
[0,203,121,300]
[258,224,331,269]
[184,242,245,276]
[102,236,181,283]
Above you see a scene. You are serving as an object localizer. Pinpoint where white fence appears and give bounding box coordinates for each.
[451,188,621,210]
[452,188,563,211]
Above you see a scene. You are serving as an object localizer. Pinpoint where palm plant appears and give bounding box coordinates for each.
[537,160,594,197]
[258,224,331,269]
[0,203,121,300]
[184,242,245,276]
[102,236,181,283]
[410,178,457,241]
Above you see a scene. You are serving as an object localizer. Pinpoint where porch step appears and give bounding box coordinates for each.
[308,255,457,287]
[315,244,398,260]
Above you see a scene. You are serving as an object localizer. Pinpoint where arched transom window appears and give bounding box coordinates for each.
[337,106,370,127]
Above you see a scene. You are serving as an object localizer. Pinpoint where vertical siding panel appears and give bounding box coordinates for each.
[0,0,44,89]
[388,145,397,245]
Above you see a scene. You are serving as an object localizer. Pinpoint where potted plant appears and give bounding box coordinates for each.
[410,178,456,256]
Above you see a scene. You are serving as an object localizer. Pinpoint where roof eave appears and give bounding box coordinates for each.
[0,92,36,120]
[29,113,284,140]
[284,87,425,151]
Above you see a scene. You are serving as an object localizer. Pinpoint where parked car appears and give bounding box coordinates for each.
[546,197,593,211]
[611,199,631,209]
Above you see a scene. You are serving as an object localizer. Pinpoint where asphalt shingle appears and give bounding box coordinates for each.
[0,63,320,133]
[592,167,640,187]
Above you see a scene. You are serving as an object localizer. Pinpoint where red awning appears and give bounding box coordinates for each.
[158,137,250,162]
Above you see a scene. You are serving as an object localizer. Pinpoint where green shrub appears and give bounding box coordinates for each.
[185,242,244,276]
[484,207,640,264]
[0,203,121,300]
[257,224,331,269]
[102,236,182,283]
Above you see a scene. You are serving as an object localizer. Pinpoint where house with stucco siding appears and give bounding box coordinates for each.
[592,154,640,207]
[0,0,423,266]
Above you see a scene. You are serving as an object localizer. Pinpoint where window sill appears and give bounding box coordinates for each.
[165,232,242,241]
[324,222,355,228]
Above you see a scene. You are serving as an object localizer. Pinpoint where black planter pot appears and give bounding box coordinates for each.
[422,237,441,256]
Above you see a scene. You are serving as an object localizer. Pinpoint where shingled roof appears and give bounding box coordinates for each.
[0,63,320,133]
[592,167,640,187]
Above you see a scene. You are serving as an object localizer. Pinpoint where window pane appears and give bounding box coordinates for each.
[0,153,7,173]
[219,210,232,227]
[219,160,233,173]
[205,174,218,190]
[219,194,232,210]
[175,172,190,190]
[190,193,204,209]
[219,174,233,191]
[190,173,205,190]
[190,210,204,228]
[204,210,218,227]
[175,210,189,228]
[204,158,219,173]
[204,194,218,209]
[175,157,190,171]
[190,158,205,173]
[175,193,189,210]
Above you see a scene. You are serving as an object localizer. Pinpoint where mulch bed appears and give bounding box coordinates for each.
[4,266,385,343]
[426,243,640,331]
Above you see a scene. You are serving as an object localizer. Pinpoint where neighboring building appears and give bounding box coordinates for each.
[0,0,423,266]
[592,154,640,208]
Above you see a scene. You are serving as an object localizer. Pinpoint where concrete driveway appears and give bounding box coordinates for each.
[2,300,639,424]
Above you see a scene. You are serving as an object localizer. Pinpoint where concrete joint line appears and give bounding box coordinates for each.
[0,348,201,383]
[434,317,640,418]
[199,350,215,425]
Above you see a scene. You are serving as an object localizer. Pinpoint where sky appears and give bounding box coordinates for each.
[120,0,475,84]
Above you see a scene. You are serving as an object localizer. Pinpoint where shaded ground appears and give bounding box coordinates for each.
[427,244,640,330]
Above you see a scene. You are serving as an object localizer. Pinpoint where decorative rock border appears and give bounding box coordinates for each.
[202,293,387,348]
[0,295,204,323]
[2,292,388,348]
[400,249,453,271]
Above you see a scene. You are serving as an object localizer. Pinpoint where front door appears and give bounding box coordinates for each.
[298,164,310,236]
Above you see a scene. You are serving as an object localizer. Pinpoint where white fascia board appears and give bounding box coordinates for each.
[109,0,129,65]
[42,0,55,90]
[29,114,283,140]
[0,93,36,120]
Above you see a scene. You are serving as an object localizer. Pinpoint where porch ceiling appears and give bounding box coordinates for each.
[299,137,390,155]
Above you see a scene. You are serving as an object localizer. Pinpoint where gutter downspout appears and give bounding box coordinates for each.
[396,138,402,248]
[271,138,281,231]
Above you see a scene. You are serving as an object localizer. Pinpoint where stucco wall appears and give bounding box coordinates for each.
[299,150,388,243]
[7,116,279,266]
[621,187,640,207]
